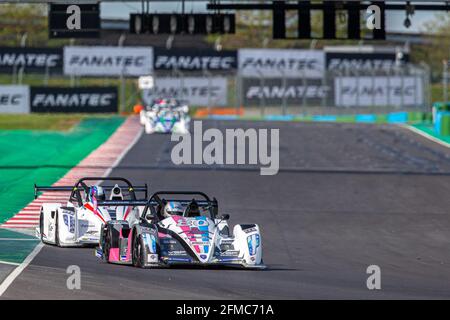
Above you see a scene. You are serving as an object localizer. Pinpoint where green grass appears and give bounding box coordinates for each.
[0,116,124,224]
[0,114,124,131]
[0,114,86,130]
[412,123,450,144]
[0,229,39,264]
[431,83,450,103]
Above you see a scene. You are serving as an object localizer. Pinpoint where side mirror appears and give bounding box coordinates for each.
[221,214,230,221]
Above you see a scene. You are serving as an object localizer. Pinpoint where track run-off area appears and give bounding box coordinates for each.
[2,119,450,299]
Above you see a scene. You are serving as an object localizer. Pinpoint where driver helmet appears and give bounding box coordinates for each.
[169,99,178,107]
[163,201,184,218]
[90,186,105,201]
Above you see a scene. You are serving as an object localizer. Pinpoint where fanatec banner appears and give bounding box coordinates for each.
[30,87,118,112]
[243,79,330,106]
[154,48,237,71]
[142,77,228,106]
[334,76,423,107]
[238,49,325,78]
[0,47,63,73]
[0,85,30,113]
[64,46,153,76]
[326,52,410,71]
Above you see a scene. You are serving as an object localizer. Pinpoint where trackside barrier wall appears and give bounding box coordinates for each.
[0,46,432,113]
[209,110,428,124]
[0,85,118,113]
[0,85,30,113]
[432,102,450,136]
[434,112,450,136]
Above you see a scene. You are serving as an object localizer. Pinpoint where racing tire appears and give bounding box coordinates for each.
[55,210,60,246]
[103,227,112,263]
[132,235,145,268]
[39,209,44,242]
[144,122,152,134]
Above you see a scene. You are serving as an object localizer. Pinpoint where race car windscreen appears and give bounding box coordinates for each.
[147,193,215,219]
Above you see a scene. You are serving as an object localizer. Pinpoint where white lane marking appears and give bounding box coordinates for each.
[0,238,38,241]
[1,224,38,228]
[0,260,20,266]
[0,243,44,297]
[0,118,142,295]
[400,124,450,148]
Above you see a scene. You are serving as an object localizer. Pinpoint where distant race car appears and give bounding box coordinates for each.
[95,191,265,269]
[139,98,190,134]
[35,177,148,247]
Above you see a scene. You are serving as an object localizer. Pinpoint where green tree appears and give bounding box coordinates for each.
[419,13,450,79]
[0,4,67,47]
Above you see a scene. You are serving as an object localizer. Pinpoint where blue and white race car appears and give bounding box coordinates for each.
[96,191,265,269]
[140,98,190,134]
[35,177,148,247]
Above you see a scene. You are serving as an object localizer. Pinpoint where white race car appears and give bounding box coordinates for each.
[35,177,148,247]
[96,191,265,269]
[140,98,190,134]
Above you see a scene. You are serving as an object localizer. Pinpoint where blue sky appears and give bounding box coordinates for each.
[100,1,441,33]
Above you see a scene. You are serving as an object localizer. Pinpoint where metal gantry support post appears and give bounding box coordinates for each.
[69,38,75,88]
[203,67,213,114]
[301,68,307,112]
[444,60,449,103]
[257,69,265,118]
[235,70,241,114]
[426,63,431,110]
[321,64,327,108]
[280,68,287,116]
[11,64,16,84]
[120,66,126,113]
[172,67,185,102]
[420,61,432,111]
[387,66,391,108]
[118,33,127,113]
[44,64,49,86]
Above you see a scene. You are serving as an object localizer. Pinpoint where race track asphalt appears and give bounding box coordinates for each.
[3,120,450,299]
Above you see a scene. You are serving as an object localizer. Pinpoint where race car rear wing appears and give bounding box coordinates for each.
[34,184,148,199]
[95,199,212,207]
[96,200,149,206]
[34,185,73,199]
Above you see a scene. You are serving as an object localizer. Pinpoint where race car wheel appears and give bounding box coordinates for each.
[55,210,60,246]
[132,235,145,268]
[103,227,112,263]
[39,209,44,241]
[144,122,152,134]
